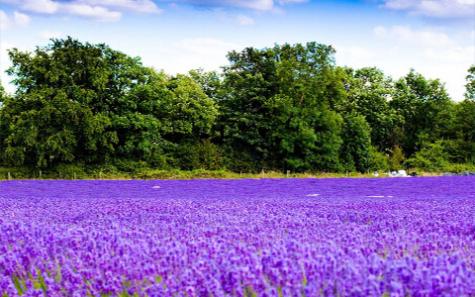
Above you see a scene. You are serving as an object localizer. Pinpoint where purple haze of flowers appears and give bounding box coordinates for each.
[0,177,474,296]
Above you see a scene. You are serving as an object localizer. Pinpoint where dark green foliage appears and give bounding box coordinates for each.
[0,81,6,103]
[0,38,474,173]
[465,65,475,101]
[172,139,222,170]
[368,147,389,172]
[343,67,401,151]
[390,70,452,156]
[220,42,344,171]
[451,100,475,163]
[189,69,223,101]
[0,87,117,168]
[161,74,218,141]
[389,146,405,170]
[340,113,372,172]
[1,38,217,170]
[405,141,449,171]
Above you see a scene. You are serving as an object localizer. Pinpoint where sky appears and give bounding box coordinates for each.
[0,0,474,100]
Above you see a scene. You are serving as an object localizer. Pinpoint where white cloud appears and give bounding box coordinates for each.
[76,0,161,13]
[237,14,255,25]
[15,0,60,14]
[0,0,59,14]
[0,9,30,30]
[383,0,475,18]
[13,11,30,25]
[174,0,306,11]
[238,0,273,10]
[202,0,273,10]
[139,37,241,75]
[373,25,453,47]
[424,45,475,63]
[62,3,121,21]
[233,0,307,10]
[0,10,9,30]
[0,0,161,21]
[370,25,475,100]
[336,46,374,69]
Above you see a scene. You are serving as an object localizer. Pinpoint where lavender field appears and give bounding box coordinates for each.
[0,177,474,297]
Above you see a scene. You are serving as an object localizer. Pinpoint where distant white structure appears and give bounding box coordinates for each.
[306,194,320,197]
[388,170,409,177]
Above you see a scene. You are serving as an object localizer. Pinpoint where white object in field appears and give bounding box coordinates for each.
[373,171,379,177]
[398,170,408,177]
[387,170,409,177]
[306,194,320,197]
[152,185,161,189]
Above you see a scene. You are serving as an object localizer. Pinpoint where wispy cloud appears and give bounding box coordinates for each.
[236,14,255,25]
[371,25,475,99]
[141,37,242,75]
[169,0,306,11]
[0,0,161,21]
[373,25,453,47]
[0,10,30,30]
[382,0,475,18]
[1,0,60,14]
[172,0,273,10]
[63,3,122,21]
[0,0,305,22]
[78,0,160,13]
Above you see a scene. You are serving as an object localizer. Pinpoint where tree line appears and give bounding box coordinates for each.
[0,37,474,173]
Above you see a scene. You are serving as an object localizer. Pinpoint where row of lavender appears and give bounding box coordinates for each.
[0,177,474,296]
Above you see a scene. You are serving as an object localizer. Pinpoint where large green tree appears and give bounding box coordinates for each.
[2,38,219,168]
[339,113,373,172]
[121,71,219,167]
[220,42,345,171]
[160,74,219,169]
[0,88,111,167]
[451,100,475,163]
[449,67,475,163]
[390,70,453,156]
[343,67,400,151]
[3,37,151,167]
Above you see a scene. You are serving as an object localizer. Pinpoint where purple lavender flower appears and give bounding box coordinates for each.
[0,177,474,296]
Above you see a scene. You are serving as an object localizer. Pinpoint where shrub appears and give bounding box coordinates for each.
[368,147,389,171]
[389,146,405,170]
[405,141,449,171]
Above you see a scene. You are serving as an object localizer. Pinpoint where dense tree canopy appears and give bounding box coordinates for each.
[465,65,475,101]
[343,67,401,152]
[219,43,345,171]
[0,38,473,173]
[390,70,453,156]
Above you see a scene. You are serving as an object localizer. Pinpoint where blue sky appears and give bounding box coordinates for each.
[1,0,474,99]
